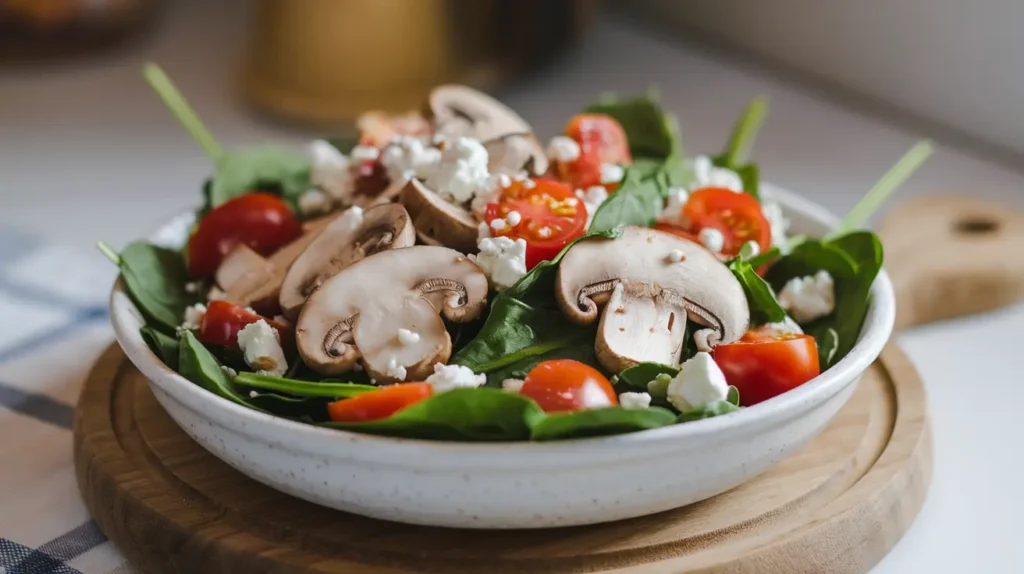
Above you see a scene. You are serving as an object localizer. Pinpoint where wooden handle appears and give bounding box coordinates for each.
[878,196,1024,329]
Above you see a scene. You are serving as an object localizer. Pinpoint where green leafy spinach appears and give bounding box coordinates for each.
[140,326,180,370]
[727,258,786,325]
[177,331,255,409]
[530,406,677,441]
[101,241,191,335]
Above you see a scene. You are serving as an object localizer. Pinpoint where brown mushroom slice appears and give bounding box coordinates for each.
[217,214,339,308]
[555,226,750,373]
[429,85,533,143]
[399,178,479,253]
[295,246,488,380]
[486,134,548,176]
[279,203,416,320]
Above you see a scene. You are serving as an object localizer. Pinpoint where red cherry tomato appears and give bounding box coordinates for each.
[554,114,632,189]
[327,382,433,423]
[198,300,288,349]
[713,327,820,406]
[484,178,587,269]
[519,359,618,413]
[680,187,771,258]
[188,193,302,278]
[352,157,390,198]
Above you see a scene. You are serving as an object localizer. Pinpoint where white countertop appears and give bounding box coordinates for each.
[2,1,1022,571]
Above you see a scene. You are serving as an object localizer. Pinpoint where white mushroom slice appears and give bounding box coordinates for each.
[486,134,548,176]
[216,214,338,308]
[429,85,533,144]
[295,246,488,381]
[279,203,415,320]
[399,178,479,253]
[555,226,750,373]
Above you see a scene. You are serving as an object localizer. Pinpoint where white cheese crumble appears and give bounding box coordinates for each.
[309,139,353,202]
[477,221,492,240]
[249,390,259,399]
[764,315,804,335]
[336,205,364,233]
[385,357,408,381]
[380,135,441,182]
[777,270,836,323]
[425,363,486,393]
[349,145,381,162]
[237,319,288,377]
[667,249,684,263]
[577,185,609,226]
[505,210,522,226]
[297,189,331,216]
[469,177,503,218]
[580,382,614,409]
[489,218,507,232]
[424,136,491,204]
[546,135,581,162]
[600,163,625,185]
[667,352,729,411]
[657,186,690,225]
[397,328,420,346]
[502,378,525,393]
[690,155,743,192]
[698,227,725,253]
[180,303,207,331]
[619,391,653,410]
[184,281,202,294]
[761,200,790,247]
[469,236,528,291]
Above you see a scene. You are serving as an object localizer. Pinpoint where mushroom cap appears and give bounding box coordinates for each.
[555,226,749,370]
[295,246,488,380]
[486,134,548,176]
[399,178,479,254]
[429,85,533,143]
[279,203,416,320]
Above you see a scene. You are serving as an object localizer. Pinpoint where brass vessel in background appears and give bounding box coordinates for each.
[243,0,592,127]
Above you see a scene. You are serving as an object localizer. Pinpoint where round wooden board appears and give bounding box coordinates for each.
[74,343,931,574]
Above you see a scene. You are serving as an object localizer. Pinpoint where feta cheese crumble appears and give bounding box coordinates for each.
[505,210,522,226]
[600,163,625,185]
[667,352,729,411]
[619,392,652,410]
[777,270,836,323]
[424,136,491,204]
[397,328,420,346]
[349,145,381,162]
[237,319,287,377]
[502,378,525,393]
[577,185,609,226]
[425,363,486,393]
[667,249,685,263]
[380,136,441,182]
[698,227,725,253]
[658,186,690,225]
[180,303,207,331]
[761,200,789,247]
[385,357,407,381]
[581,382,615,409]
[690,155,743,192]
[336,205,364,233]
[309,140,352,201]
[477,221,492,240]
[297,189,331,216]
[469,236,528,291]
[546,135,581,162]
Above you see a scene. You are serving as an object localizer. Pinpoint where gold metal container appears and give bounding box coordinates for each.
[243,0,591,127]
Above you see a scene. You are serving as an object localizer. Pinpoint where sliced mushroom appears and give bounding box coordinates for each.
[486,134,548,176]
[429,85,532,144]
[555,227,749,373]
[295,246,488,382]
[279,203,416,320]
[399,178,479,253]
[216,215,338,308]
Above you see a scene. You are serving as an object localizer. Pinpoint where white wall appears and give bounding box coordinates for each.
[631,0,1024,157]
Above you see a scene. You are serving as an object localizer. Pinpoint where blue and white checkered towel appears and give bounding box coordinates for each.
[0,227,138,574]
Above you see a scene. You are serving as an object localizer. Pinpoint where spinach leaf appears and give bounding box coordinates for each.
[676,400,740,423]
[234,372,376,398]
[246,392,331,422]
[484,343,597,386]
[323,388,544,441]
[727,258,786,325]
[177,331,255,409]
[117,242,191,335]
[209,146,312,209]
[588,168,664,233]
[818,328,840,370]
[612,362,678,391]
[530,406,676,441]
[140,326,179,370]
[585,91,681,160]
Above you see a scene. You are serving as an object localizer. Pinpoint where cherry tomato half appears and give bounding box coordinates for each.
[680,187,771,258]
[327,382,433,423]
[519,359,618,413]
[713,327,820,406]
[484,178,587,269]
[554,114,632,189]
[198,300,288,349]
[188,193,302,278]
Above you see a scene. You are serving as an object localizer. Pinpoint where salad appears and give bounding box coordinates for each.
[100,64,931,442]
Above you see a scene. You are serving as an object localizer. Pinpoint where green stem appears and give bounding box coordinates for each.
[832,140,934,237]
[96,241,121,266]
[142,63,224,162]
[722,97,769,167]
[472,338,579,373]
[234,372,377,399]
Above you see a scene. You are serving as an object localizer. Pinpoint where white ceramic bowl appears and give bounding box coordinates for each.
[109,185,895,529]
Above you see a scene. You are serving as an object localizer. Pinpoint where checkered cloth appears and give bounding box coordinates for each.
[0,227,137,573]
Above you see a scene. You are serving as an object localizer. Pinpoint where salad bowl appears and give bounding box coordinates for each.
[109,184,895,529]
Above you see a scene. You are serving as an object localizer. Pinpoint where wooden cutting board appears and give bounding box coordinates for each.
[73,196,1024,573]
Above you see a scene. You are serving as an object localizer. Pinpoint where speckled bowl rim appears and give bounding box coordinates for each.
[109,184,895,459]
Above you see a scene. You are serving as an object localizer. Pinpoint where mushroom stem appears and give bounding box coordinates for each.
[595,283,688,372]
